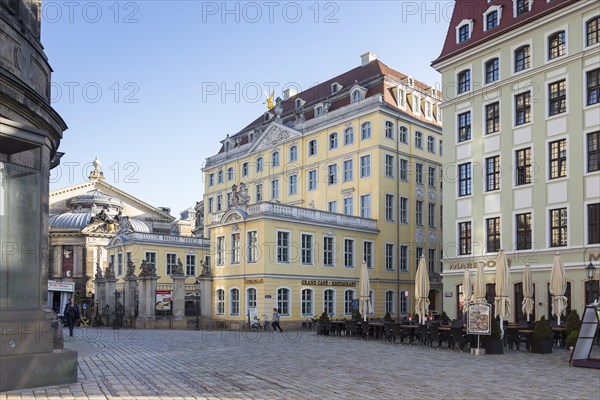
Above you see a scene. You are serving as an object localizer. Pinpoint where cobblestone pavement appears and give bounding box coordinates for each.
[2,327,599,399]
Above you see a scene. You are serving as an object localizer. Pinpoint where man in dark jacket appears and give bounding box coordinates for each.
[63,298,80,337]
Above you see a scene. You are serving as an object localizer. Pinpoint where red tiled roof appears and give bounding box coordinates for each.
[433,0,577,65]
[217,59,440,154]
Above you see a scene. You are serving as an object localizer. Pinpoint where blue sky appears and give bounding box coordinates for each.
[43,0,454,218]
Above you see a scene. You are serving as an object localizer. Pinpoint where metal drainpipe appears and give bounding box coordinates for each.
[396,115,401,317]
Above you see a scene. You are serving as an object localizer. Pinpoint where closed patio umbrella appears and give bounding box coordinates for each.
[415,255,430,325]
[473,261,487,303]
[550,252,567,326]
[359,261,372,322]
[522,264,534,322]
[494,249,511,339]
[462,270,471,313]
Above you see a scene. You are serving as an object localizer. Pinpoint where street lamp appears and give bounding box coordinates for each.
[194,278,201,331]
[585,261,596,280]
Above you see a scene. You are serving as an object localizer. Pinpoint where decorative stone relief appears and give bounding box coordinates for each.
[428,191,437,202]
[429,230,436,244]
[416,229,425,246]
[416,187,425,199]
[260,126,291,148]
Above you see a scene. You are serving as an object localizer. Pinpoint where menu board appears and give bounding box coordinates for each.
[156,290,172,311]
[467,302,491,335]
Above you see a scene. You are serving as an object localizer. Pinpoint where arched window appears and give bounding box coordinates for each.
[485,58,499,83]
[289,145,297,162]
[361,122,371,140]
[344,289,356,315]
[427,136,435,153]
[301,288,313,316]
[457,70,471,94]
[217,170,224,184]
[399,126,408,144]
[227,167,234,181]
[329,132,338,149]
[352,90,362,102]
[344,127,354,145]
[548,31,566,60]
[216,289,225,315]
[415,131,423,149]
[230,288,239,316]
[385,121,394,139]
[277,287,290,316]
[587,16,599,47]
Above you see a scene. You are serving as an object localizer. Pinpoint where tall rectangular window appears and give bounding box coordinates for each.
[458,163,472,196]
[588,132,600,172]
[486,217,501,253]
[344,239,354,268]
[289,175,297,195]
[428,166,436,188]
[549,139,567,179]
[271,179,279,199]
[516,148,531,185]
[247,231,257,262]
[400,245,408,271]
[385,291,394,314]
[231,233,240,264]
[308,170,317,190]
[344,290,354,315]
[428,249,436,272]
[400,159,408,181]
[360,155,371,178]
[385,194,394,221]
[363,241,373,269]
[277,231,290,263]
[385,244,394,271]
[308,139,317,156]
[550,208,567,247]
[385,154,394,178]
[514,45,530,72]
[459,222,472,255]
[428,203,435,228]
[301,233,313,265]
[301,289,313,316]
[458,70,470,93]
[587,69,600,106]
[516,0,530,16]
[458,24,470,43]
[516,213,532,250]
[587,17,600,46]
[165,253,176,275]
[486,11,498,31]
[360,194,371,218]
[255,184,262,202]
[515,92,531,125]
[344,127,354,145]
[549,80,566,116]
[328,164,338,185]
[344,198,353,215]
[216,237,225,265]
[400,197,408,223]
[323,237,335,267]
[186,254,196,276]
[458,111,471,142]
[343,159,353,181]
[416,200,424,226]
[485,156,500,191]
[548,31,566,60]
[486,102,500,134]
[328,201,337,213]
[485,58,499,83]
[588,203,600,244]
[416,163,423,185]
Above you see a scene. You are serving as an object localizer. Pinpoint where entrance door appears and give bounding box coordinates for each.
[52,292,61,315]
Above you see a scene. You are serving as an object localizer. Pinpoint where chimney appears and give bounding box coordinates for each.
[361,52,377,66]
[283,87,298,100]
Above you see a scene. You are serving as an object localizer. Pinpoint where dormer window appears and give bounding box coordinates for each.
[295,98,305,109]
[315,105,324,116]
[514,0,530,17]
[456,19,473,44]
[484,6,501,31]
[408,77,414,87]
[350,85,367,103]
[425,101,432,118]
[412,93,421,115]
[397,86,406,108]
[225,142,231,151]
[352,90,362,102]
[331,82,342,94]
[264,112,271,122]
[249,132,254,142]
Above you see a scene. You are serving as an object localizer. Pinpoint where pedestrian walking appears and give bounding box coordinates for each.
[63,298,80,337]
[271,308,283,332]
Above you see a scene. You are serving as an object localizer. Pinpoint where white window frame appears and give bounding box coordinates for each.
[276,230,291,264]
[301,233,314,266]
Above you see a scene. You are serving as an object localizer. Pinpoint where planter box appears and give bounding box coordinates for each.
[531,339,553,354]
[484,338,504,354]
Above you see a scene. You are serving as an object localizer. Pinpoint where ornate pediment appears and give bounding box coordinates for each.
[249,122,300,153]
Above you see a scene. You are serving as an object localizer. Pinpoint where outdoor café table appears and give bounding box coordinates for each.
[330,320,346,336]
[368,321,385,340]
[400,324,418,344]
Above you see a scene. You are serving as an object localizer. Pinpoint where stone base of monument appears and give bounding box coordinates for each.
[0,309,77,391]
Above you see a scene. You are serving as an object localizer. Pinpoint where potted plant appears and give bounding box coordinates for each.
[566,331,578,350]
[531,316,553,354]
[565,310,581,350]
[384,311,393,322]
[483,318,504,354]
[318,311,330,335]
[440,311,450,325]
[352,308,362,321]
